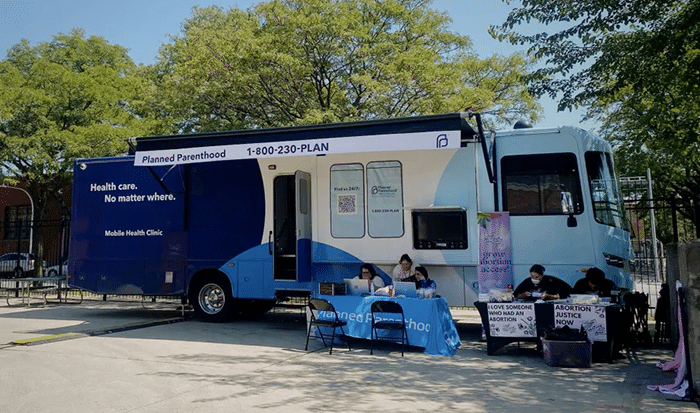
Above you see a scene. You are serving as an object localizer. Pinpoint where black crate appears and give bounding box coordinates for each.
[542,338,592,368]
[319,282,346,296]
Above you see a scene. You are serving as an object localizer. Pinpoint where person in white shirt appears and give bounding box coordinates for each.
[392,254,418,282]
[356,263,385,289]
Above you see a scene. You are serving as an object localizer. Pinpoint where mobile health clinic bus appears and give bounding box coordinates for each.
[68,113,633,321]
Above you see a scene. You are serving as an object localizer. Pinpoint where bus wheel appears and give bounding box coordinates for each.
[190,275,234,322]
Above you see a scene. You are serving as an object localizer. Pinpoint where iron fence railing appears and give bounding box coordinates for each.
[621,177,697,313]
[0,219,70,278]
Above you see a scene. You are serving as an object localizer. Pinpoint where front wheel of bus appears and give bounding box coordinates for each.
[190,275,234,322]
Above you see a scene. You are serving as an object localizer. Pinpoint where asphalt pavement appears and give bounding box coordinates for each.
[0,298,698,413]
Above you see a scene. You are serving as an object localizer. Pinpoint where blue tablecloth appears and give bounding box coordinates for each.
[316,295,461,356]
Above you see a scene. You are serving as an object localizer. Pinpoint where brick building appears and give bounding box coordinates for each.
[0,184,71,270]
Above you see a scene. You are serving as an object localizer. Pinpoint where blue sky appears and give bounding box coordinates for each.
[0,0,596,130]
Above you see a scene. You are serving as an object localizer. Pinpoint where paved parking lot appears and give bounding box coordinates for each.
[0,298,697,413]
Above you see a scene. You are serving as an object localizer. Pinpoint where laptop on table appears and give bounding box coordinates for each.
[344,278,371,296]
[393,281,418,298]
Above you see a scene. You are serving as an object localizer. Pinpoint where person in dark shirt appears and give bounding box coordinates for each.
[573,267,627,358]
[414,266,437,290]
[572,267,617,297]
[401,266,437,290]
[513,264,570,301]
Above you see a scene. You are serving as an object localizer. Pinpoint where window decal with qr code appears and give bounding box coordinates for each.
[337,194,357,215]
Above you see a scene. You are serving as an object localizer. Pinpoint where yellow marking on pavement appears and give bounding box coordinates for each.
[10,317,186,346]
[12,332,85,346]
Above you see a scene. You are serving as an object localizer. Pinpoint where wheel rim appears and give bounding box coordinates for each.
[198,283,226,315]
[14,267,23,278]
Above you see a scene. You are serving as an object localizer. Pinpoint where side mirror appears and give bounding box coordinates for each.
[561,191,577,227]
[560,191,574,214]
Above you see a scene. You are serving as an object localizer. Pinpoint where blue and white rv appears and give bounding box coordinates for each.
[68,113,633,321]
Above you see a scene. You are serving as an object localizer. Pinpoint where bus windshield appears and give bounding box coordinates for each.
[585,151,628,230]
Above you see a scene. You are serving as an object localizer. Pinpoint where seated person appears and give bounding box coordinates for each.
[574,267,626,357]
[513,264,570,301]
[356,263,385,290]
[392,254,419,282]
[572,267,617,297]
[403,266,436,290]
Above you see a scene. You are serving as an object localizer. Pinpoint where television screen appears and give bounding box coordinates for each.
[412,209,467,249]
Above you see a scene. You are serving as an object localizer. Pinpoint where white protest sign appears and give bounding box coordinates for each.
[553,304,608,342]
[487,302,536,337]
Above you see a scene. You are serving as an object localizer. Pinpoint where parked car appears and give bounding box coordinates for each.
[44,260,68,277]
[0,252,40,278]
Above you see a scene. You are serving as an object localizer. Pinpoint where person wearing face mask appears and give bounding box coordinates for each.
[513,264,571,301]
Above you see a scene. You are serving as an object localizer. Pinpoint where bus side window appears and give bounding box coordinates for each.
[330,163,365,238]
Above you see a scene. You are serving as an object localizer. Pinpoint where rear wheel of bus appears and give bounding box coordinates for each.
[189,273,236,322]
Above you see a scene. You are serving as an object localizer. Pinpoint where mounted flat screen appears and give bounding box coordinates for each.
[412,208,468,250]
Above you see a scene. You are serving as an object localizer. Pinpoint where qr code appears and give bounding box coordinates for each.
[337,194,357,214]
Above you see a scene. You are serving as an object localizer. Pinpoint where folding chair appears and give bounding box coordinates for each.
[371,300,409,356]
[305,298,351,354]
[624,292,652,347]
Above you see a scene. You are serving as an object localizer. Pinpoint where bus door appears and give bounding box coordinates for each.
[272,171,312,282]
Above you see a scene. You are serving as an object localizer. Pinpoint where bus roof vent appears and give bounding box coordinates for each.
[514,119,533,129]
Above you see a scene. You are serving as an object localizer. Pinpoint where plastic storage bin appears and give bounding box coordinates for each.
[542,338,592,368]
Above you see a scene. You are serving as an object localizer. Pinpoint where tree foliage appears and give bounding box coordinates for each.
[0,29,160,259]
[156,0,540,132]
[492,0,700,236]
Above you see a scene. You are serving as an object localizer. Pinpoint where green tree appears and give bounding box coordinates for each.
[492,0,700,237]
[0,29,159,267]
[157,0,540,132]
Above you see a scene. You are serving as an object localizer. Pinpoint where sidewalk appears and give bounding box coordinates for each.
[450,307,483,324]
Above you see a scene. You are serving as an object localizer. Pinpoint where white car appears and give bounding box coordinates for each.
[44,260,68,277]
[0,252,39,278]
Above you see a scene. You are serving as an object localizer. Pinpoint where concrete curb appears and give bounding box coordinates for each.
[11,316,186,346]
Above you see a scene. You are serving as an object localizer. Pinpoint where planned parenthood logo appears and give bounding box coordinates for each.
[436,133,449,148]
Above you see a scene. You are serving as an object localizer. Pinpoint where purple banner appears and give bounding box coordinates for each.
[477,212,514,295]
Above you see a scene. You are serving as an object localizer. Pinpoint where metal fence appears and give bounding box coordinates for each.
[620,176,698,311]
[0,219,70,278]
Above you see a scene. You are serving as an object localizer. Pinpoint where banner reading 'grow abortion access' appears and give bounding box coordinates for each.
[477,212,514,296]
